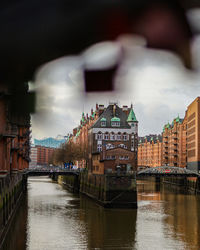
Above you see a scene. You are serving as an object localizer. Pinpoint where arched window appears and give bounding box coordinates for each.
[97,132,102,140]
[117,132,121,140]
[104,132,109,140]
[123,132,127,141]
[110,132,115,141]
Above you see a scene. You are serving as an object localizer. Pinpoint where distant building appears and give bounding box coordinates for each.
[36,146,55,166]
[162,116,187,168]
[138,135,162,168]
[138,116,187,169]
[186,97,200,173]
[34,137,66,148]
[88,103,138,174]
[29,145,37,168]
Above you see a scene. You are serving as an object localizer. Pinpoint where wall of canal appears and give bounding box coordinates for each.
[138,176,200,194]
[0,172,27,247]
[58,172,137,208]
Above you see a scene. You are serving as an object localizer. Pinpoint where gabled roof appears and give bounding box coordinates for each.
[127,108,137,122]
[111,116,120,122]
[91,104,131,129]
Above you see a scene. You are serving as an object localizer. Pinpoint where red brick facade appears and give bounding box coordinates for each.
[0,89,30,175]
[36,146,55,166]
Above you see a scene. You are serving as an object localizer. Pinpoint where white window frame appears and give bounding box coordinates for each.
[117,135,121,140]
[97,145,102,152]
[123,135,127,141]
[104,134,109,140]
[110,134,115,140]
[97,133,102,140]
[101,121,106,127]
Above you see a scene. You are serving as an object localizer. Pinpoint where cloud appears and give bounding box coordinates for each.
[31,34,200,139]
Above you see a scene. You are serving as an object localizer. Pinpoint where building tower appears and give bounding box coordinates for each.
[127,104,138,152]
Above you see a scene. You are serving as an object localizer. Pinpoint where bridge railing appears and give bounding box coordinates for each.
[137,166,200,177]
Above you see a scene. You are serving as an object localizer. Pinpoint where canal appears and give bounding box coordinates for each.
[1,177,200,250]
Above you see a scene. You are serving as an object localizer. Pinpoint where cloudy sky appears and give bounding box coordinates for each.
[31,9,200,140]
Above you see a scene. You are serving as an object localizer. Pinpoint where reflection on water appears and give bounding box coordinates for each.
[1,177,200,250]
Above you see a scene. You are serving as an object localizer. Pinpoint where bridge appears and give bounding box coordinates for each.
[27,167,80,177]
[137,166,200,177]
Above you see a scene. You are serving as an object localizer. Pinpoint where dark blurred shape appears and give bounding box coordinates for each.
[132,3,192,68]
[0,0,196,96]
[84,64,118,92]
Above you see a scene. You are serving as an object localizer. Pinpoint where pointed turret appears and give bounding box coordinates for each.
[127,108,137,123]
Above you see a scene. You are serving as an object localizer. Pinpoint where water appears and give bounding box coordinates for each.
[2,177,200,250]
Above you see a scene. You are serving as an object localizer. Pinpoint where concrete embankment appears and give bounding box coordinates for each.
[0,172,27,247]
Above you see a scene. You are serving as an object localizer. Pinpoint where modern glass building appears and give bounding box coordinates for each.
[34,137,67,148]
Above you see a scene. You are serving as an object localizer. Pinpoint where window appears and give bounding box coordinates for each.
[110,133,115,140]
[125,156,129,160]
[97,145,102,152]
[117,134,121,140]
[104,133,109,140]
[97,133,102,140]
[119,156,124,160]
[106,144,114,149]
[101,121,106,127]
[111,121,120,127]
[112,155,116,160]
[123,134,127,141]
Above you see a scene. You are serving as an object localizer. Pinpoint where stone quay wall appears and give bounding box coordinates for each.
[0,172,27,246]
[79,172,137,208]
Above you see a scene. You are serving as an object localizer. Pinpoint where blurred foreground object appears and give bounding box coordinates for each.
[0,0,195,94]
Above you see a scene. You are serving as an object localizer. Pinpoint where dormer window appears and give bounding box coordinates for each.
[111,117,120,127]
[100,117,106,127]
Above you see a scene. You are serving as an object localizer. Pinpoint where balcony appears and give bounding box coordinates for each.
[3,124,18,138]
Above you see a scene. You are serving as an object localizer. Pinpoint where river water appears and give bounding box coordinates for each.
[1,177,200,250]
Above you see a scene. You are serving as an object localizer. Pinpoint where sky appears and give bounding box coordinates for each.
[31,8,200,140]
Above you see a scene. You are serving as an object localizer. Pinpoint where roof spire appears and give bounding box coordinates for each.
[127,106,137,122]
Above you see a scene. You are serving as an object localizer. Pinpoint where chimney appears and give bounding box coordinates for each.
[91,108,93,115]
[96,103,99,111]
[86,113,89,119]
[122,105,128,115]
[99,104,104,115]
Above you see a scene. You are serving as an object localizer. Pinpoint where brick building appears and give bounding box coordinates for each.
[0,88,30,175]
[70,104,100,168]
[186,97,200,173]
[88,103,138,174]
[35,146,55,166]
[138,135,162,168]
[162,116,187,168]
[138,116,187,169]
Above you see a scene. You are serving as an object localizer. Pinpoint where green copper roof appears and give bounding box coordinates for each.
[100,117,106,121]
[151,137,153,141]
[127,108,137,122]
[176,115,180,123]
[111,116,120,122]
[166,122,170,129]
